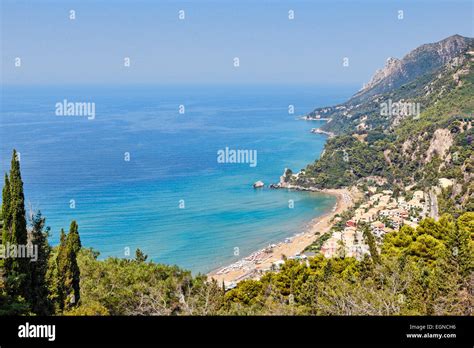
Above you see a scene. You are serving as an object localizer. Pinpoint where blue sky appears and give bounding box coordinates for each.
[1,0,473,85]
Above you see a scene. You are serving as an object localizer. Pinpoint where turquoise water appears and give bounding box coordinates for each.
[0,84,354,273]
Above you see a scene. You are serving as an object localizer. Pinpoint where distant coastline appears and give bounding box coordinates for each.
[310,128,335,138]
[297,115,330,121]
[297,115,335,137]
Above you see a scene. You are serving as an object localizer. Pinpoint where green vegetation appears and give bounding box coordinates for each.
[0,151,81,315]
[54,225,81,311]
[362,224,380,264]
[28,211,53,315]
[1,150,30,302]
[0,150,472,316]
[310,36,474,135]
[0,150,225,316]
[1,37,472,317]
[296,53,473,212]
[222,212,473,315]
[304,231,331,254]
[76,249,224,315]
[300,135,387,188]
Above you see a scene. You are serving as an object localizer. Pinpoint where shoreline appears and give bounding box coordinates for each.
[310,128,335,138]
[207,187,355,285]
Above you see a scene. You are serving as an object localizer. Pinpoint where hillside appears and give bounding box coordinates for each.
[291,35,474,214]
[1,35,473,318]
[353,34,473,102]
[306,35,474,135]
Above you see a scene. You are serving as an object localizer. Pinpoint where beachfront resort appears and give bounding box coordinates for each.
[213,175,454,290]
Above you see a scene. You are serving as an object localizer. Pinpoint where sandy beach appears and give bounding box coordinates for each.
[208,188,357,285]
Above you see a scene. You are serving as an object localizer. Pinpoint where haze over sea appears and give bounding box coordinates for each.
[0,84,355,273]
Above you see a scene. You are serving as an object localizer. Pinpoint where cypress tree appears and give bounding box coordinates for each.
[0,173,9,292]
[2,150,30,300]
[135,248,148,262]
[68,220,81,254]
[1,174,11,245]
[363,225,380,264]
[28,211,53,315]
[66,229,81,309]
[57,225,81,311]
[55,229,67,310]
[59,228,67,247]
[9,149,28,245]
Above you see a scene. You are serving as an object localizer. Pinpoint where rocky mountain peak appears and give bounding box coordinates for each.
[352,35,474,102]
[362,57,402,90]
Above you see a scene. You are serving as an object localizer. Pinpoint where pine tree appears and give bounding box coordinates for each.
[451,212,474,278]
[426,214,472,315]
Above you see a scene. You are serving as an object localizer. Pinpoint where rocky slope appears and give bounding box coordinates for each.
[352,34,473,102]
[307,35,474,135]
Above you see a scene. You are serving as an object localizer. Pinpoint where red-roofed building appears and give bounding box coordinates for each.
[346,220,357,228]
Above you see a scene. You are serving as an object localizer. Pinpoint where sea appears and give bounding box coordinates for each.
[0,84,355,274]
